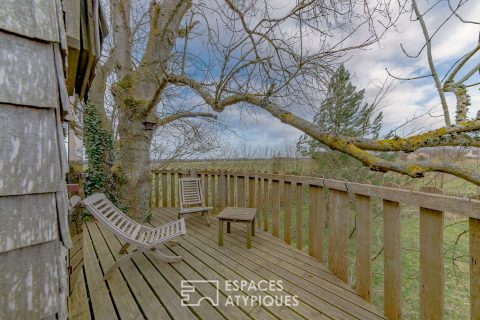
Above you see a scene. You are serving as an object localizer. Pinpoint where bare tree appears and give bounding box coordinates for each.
[87,0,479,219]
[167,0,480,184]
[83,0,220,219]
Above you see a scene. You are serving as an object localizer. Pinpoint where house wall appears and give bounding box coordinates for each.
[0,0,72,318]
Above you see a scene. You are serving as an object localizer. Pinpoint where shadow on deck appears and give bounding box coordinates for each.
[69,208,385,319]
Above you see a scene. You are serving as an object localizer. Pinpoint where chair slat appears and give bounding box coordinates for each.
[123,222,132,232]
[138,232,147,243]
[111,214,123,226]
[131,225,141,238]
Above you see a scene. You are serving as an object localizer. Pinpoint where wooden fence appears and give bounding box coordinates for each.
[151,168,480,320]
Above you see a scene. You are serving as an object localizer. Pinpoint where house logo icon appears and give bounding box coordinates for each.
[180,280,220,306]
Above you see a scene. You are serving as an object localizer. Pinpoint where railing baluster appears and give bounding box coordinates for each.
[215,172,220,208]
[263,179,269,232]
[256,176,262,228]
[203,174,209,206]
[355,194,372,302]
[219,171,227,209]
[272,179,280,238]
[210,173,216,209]
[154,172,160,208]
[229,174,235,206]
[162,173,168,207]
[309,185,323,259]
[328,189,349,282]
[308,184,317,257]
[284,181,292,245]
[296,182,303,250]
[383,183,402,320]
[237,175,246,207]
[170,172,175,207]
[470,217,480,320]
[248,176,255,209]
[419,186,444,320]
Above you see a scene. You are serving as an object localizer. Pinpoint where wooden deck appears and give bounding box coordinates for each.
[69,208,385,320]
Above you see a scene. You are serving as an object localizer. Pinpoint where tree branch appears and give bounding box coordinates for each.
[349,126,480,151]
[245,96,480,185]
[412,0,451,126]
[155,111,217,127]
[110,0,133,78]
[168,74,480,185]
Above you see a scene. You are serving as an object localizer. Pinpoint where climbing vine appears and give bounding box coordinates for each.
[83,103,118,203]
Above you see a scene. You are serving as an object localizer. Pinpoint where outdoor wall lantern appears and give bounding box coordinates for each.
[142,121,157,130]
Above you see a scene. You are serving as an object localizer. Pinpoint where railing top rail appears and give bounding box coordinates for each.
[152,168,480,218]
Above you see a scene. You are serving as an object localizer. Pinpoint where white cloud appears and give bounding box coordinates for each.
[219,106,303,149]
[342,0,480,138]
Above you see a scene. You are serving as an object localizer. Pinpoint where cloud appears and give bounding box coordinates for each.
[219,106,304,148]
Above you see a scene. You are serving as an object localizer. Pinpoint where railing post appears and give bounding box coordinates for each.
[470,216,480,320]
[419,186,444,320]
[328,188,349,282]
[383,183,402,320]
[355,194,372,302]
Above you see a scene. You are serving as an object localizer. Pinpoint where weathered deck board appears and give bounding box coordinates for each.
[93,223,173,320]
[71,208,386,320]
[68,267,90,320]
[87,223,144,319]
[163,210,384,319]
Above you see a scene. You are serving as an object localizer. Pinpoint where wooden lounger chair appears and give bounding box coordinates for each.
[82,193,186,280]
[178,177,213,225]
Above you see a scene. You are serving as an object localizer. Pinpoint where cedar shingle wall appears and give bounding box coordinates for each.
[0,0,71,318]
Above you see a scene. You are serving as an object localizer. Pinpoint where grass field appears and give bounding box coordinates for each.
[162,157,475,319]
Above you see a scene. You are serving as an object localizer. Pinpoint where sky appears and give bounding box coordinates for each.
[214,0,480,154]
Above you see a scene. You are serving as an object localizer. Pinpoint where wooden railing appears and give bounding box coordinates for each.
[151,168,480,320]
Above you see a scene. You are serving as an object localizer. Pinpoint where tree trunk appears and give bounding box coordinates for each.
[115,113,155,220]
[109,0,192,219]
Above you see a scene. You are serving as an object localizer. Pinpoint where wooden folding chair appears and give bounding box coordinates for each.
[178,177,213,226]
[82,193,186,280]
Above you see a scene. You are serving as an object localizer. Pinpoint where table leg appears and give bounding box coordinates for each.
[252,218,255,236]
[219,220,224,246]
[227,221,231,233]
[247,221,252,249]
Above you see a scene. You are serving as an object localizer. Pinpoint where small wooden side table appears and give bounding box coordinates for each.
[217,207,257,248]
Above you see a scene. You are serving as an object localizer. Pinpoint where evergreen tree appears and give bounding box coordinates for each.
[297,64,383,158]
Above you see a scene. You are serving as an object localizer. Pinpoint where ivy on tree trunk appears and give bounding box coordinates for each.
[83,103,119,204]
